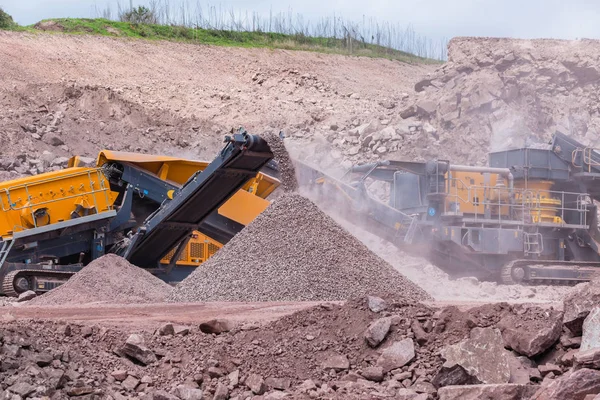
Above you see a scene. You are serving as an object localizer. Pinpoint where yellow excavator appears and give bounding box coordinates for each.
[0,130,278,296]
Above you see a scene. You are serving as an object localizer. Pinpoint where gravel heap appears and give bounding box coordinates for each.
[168,193,431,302]
[264,132,298,192]
[29,254,172,306]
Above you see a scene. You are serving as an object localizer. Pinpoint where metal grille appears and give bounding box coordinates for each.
[164,247,187,262]
[190,242,204,259]
[208,243,220,256]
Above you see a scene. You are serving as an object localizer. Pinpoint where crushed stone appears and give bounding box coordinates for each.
[28,254,172,306]
[168,193,431,302]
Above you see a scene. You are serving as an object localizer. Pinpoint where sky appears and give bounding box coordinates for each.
[2,0,600,43]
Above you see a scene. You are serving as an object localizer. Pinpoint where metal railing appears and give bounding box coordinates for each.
[0,168,113,230]
[433,176,590,227]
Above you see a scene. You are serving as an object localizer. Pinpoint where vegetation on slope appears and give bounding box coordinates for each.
[0,6,17,29]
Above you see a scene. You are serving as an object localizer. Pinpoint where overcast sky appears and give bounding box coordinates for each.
[2,0,600,42]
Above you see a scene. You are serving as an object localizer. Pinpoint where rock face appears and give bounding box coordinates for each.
[438,384,538,400]
[532,368,600,400]
[563,279,600,336]
[498,309,563,357]
[376,339,416,373]
[581,307,600,351]
[438,328,511,385]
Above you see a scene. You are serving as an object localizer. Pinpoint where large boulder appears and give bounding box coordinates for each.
[436,328,511,385]
[582,307,600,351]
[497,308,563,357]
[121,334,157,365]
[438,384,538,400]
[563,279,600,336]
[364,317,391,347]
[376,339,416,373]
[531,368,600,400]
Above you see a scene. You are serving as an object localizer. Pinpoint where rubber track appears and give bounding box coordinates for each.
[2,269,75,297]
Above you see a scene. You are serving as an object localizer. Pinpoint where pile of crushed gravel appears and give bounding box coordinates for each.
[264,132,298,192]
[168,193,431,302]
[29,254,172,306]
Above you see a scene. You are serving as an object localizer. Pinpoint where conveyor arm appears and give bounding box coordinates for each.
[122,132,274,268]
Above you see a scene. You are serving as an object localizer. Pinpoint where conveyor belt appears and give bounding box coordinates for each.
[123,132,274,268]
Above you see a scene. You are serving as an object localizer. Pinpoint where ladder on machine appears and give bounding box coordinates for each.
[524,232,543,256]
[0,238,14,269]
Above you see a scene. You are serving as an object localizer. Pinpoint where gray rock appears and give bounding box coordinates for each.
[365,317,392,347]
[122,375,140,391]
[416,100,437,117]
[361,366,384,382]
[367,296,387,312]
[264,391,289,400]
[174,325,191,336]
[199,319,234,334]
[213,383,227,400]
[575,347,600,368]
[43,133,65,146]
[438,384,538,400]
[296,379,317,393]
[176,384,204,400]
[122,333,157,365]
[8,381,36,397]
[396,388,422,400]
[582,306,600,351]
[563,280,600,335]
[439,327,511,385]
[228,369,240,387]
[498,309,563,357]
[531,368,600,400]
[158,323,175,336]
[377,339,416,373]
[111,370,128,381]
[17,290,36,302]
[51,157,69,167]
[246,373,267,395]
[265,377,291,390]
[322,354,350,371]
[35,352,54,367]
[153,390,180,400]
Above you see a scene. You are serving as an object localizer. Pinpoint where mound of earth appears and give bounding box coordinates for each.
[168,193,431,302]
[28,254,172,305]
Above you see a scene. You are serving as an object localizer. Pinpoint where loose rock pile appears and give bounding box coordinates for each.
[28,254,172,306]
[168,193,430,302]
[5,290,600,399]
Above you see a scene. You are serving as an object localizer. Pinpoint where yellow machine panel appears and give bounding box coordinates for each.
[444,171,503,215]
[160,232,223,266]
[0,167,118,238]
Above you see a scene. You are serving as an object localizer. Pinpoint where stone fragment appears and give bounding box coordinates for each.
[175,385,204,400]
[35,352,54,367]
[297,379,317,393]
[153,390,180,400]
[563,279,600,335]
[538,364,562,376]
[228,369,240,387]
[377,339,416,373]
[213,383,228,400]
[439,327,511,385]
[365,317,392,347]
[582,307,600,351]
[17,290,36,302]
[122,333,157,365]
[396,388,421,400]
[122,375,140,391]
[158,323,175,336]
[174,325,191,336]
[400,105,418,119]
[322,354,350,371]
[246,373,267,395]
[531,368,600,399]
[81,326,93,337]
[265,377,291,390]
[361,366,384,382]
[111,370,128,381]
[438,384,538,400]
[199,319,234,334]
[264,392,289,400]
[575,347,600,368]
[43,133,65,146]
[415,100,437,117]
[8,382,36,397]
[498,309,563,357]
